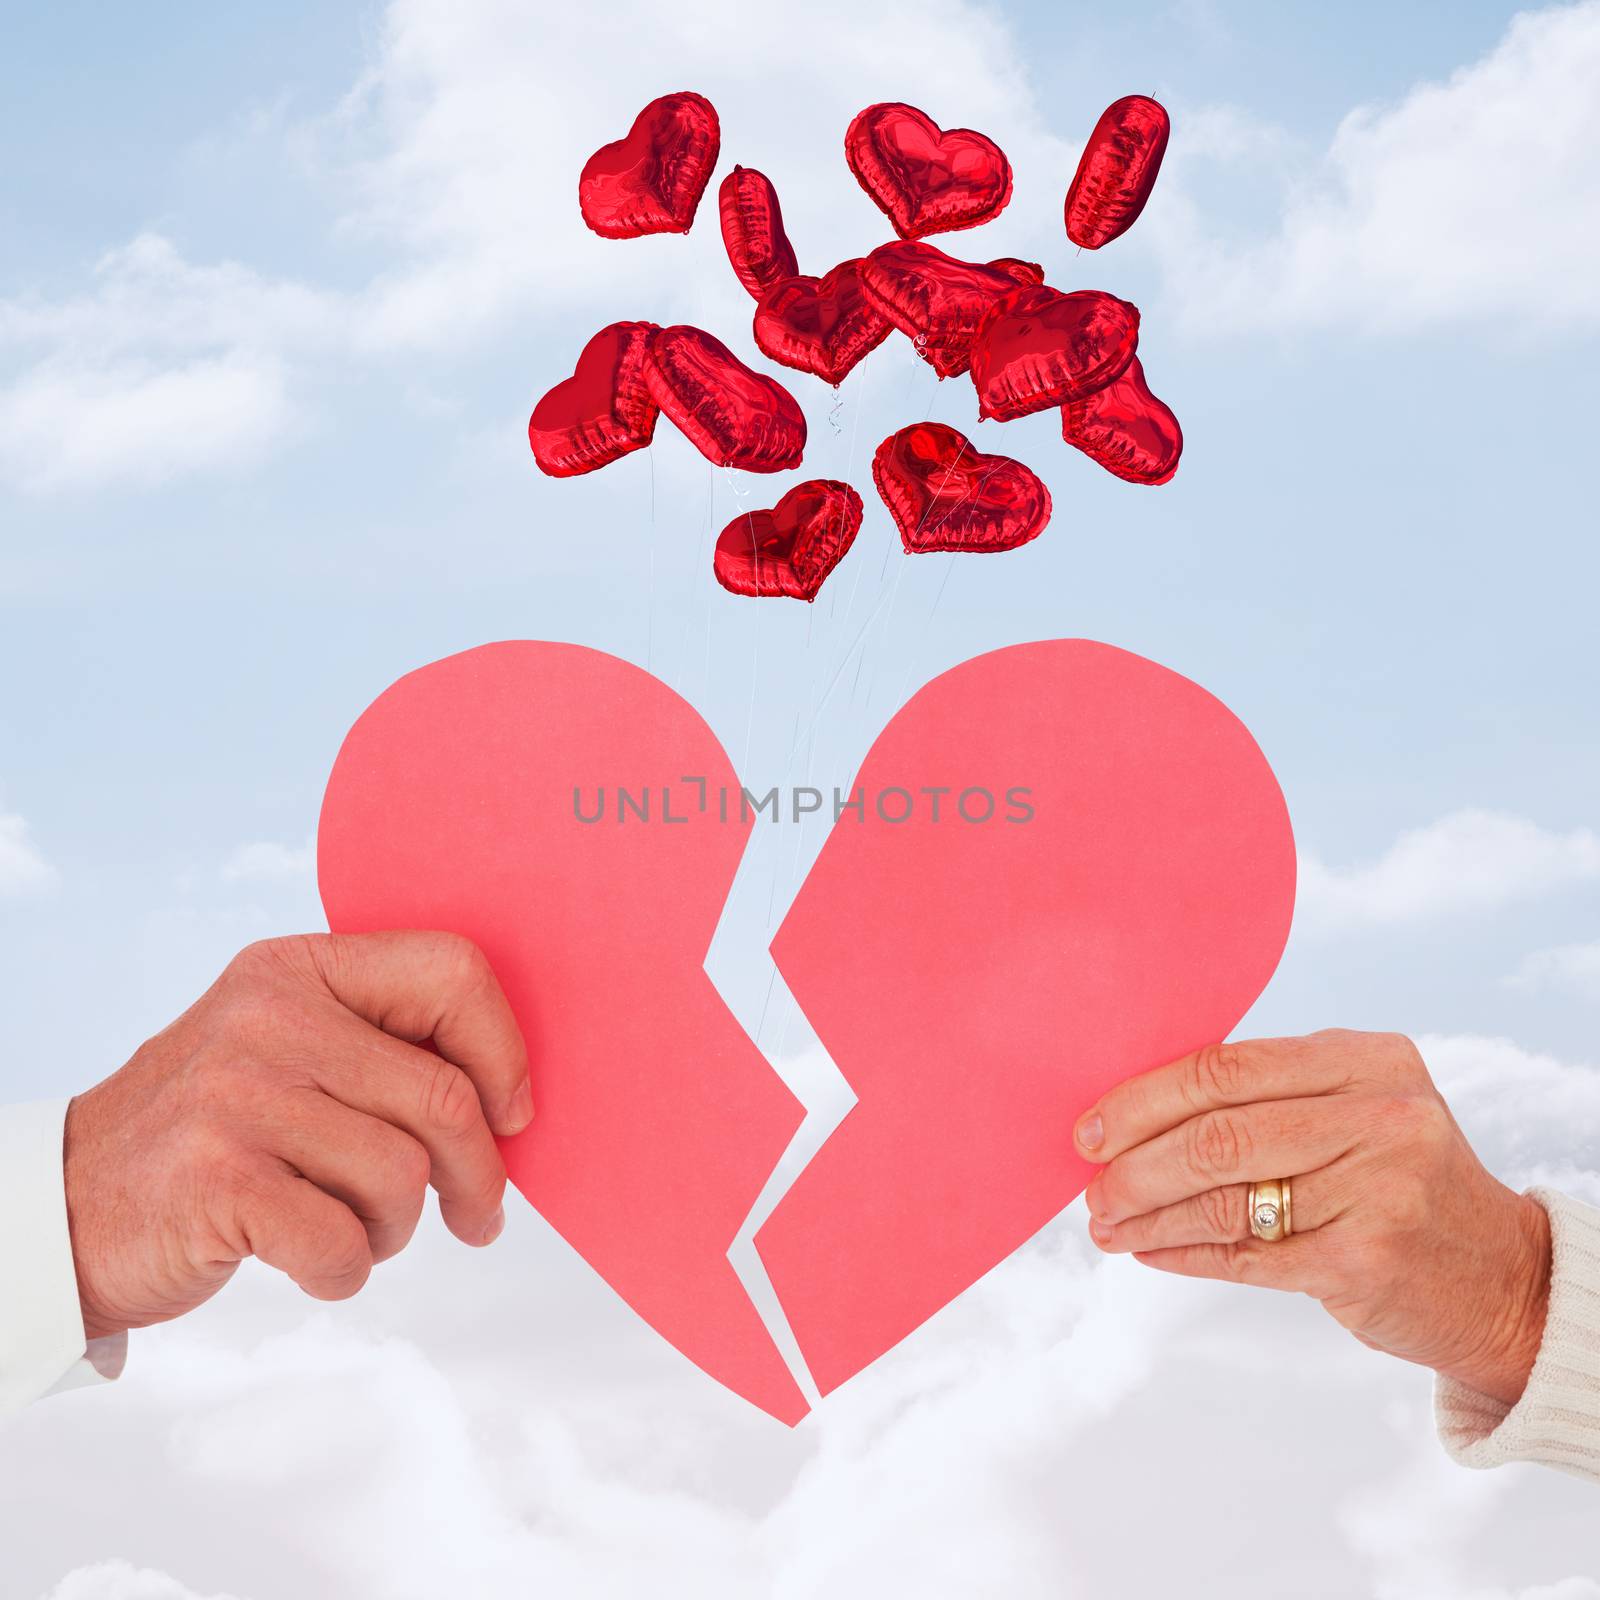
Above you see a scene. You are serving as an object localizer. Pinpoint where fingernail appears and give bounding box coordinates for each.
[505,1080,535,1134]
[480,1205,506,1246]
[1089,1217,1113,1246]
[1076,1113,1103,1153]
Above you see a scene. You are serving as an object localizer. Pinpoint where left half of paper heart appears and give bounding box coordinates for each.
[317,641,810,1425]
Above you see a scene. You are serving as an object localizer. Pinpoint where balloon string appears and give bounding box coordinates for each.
[673,462,716,696]
[780,571,901,771]
[843,356,869,486]
[742,582,760,775]
[645,444,656,673]
[844,387,963,729]
[853,429,974,714]
[724,465,757,711]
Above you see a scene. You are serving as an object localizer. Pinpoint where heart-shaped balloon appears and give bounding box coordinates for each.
[1065,94,1171,251]
[528,321,659,478]
[844,102,1013,240]
[719,165,801,300]
[752,260,892,386]
[319,640,1295,1418]
[1062,356,1183,486]
[645,325,807,471]
[860,241,1043,379]
[872,421,1051,553]
[579,91,721,240]
[713,479,863,601]
[970,284,1141,421]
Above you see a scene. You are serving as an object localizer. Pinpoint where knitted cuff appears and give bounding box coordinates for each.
[1435,1187,1600,1482]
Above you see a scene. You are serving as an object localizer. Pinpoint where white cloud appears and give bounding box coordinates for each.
[1419,1032,1600,1202]
[1297,809,1600,929]
[0,234,339,357]
[0,354,290,496]
[1157,1,1600,333]
[0,808,57,895]
[12,1174,1600,1598]
[0,234,334,495]
[1506,939,1600,999]
[220,839,316,884]
[42,1564,249,1600]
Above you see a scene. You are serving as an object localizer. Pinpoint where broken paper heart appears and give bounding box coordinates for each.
[318,640,1295,1422]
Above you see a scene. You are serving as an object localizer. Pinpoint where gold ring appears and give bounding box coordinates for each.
[1247,1178,1293,1242]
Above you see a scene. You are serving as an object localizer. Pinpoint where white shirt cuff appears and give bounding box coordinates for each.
[0,1098,125,1416]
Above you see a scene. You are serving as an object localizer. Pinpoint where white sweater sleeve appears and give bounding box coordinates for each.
[0,1099,126,1417]
[1436,1187,1600,1482]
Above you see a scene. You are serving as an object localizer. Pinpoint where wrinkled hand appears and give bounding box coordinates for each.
[1076,1030,1551,1404]
[65,932,533,1341]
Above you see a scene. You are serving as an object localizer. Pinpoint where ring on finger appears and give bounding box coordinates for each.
[1247,1177,1293,1242]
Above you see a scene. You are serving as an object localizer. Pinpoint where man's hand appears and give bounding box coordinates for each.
[1075,1030,1551,1405]
[63,931,533,1341]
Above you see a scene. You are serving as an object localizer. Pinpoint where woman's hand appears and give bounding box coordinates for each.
[1075,1029,1552,1404]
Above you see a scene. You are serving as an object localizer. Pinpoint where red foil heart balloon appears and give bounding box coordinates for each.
[872,421,1051,553]
[645,325,807,471]
[860,242,1044,379]
[528,321,660,478]
[713,479,863,601]
[970,284,1141,421]
[579,92,721,240]
[1062,356,1183,486]
[844,102,1013,240]
[752,260,892,386]
[987,257,1047,285]
[1065,94,1171,251]
[719,166,801,300]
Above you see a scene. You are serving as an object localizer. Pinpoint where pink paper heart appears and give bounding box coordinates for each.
[319,641,1294,1419]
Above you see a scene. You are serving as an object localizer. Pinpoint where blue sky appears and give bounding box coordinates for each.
[3,3,1600,1594]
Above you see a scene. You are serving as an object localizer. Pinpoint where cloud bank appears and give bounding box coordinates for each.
[0,807,58,896]
[1298,809,1600,929]
[1156,0,1600,333]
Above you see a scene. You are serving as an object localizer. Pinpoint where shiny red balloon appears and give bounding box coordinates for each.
[1064,95,1170,250]
[529,321,659,478]
[719,166,801,300]
[1061,356,1182,485]
[970,284,1140,421]
[714,479,863,601]
[845,103,1013,240]
[579,92,721,240]
[645,325,807,471]
[986,258,1047,288]
[860,242,1044,379]
[872,422,1051,553]
[753,260,892,386]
